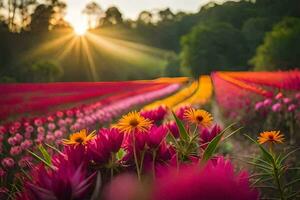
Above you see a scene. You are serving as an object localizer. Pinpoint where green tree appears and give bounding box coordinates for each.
[180,22,248,77]
[100,6,123,26]
[82,1,103,29]
[250,17,300,71]
[21,60,63,82]
[163,52,182,77]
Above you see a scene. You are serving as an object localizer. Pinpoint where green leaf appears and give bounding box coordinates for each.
[201,129,225,164]
[244,134,274,163]
[277,148,300,165]
[172,111,189,142]
[27,150,53,169]
[200,124,240,164]
[45,143,63,155]
[38,145,52,166]
[116,148,126,160]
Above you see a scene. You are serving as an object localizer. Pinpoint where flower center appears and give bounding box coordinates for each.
[196,115,204,122]
[75,137,84,144]
[268,135,274,141]
[129,119,139,127]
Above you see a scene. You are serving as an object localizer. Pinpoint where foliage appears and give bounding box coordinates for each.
[180,22,248,76]
[251,17,300,70]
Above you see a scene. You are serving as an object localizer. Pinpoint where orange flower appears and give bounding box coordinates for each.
[184,108,213,128]
[62,129,96,145]
[258,131,284,145]
[114,111,152,134]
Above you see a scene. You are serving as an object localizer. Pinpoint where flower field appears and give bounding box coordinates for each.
[0,72,299,200]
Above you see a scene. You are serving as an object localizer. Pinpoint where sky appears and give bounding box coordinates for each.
[65,0,227,28]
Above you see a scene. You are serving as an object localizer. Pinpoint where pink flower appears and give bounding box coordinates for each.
[9,125,17,135]
[47,123,56,131]
[254,101,264,111]
[24,132,31,139]
[295,92,300,100]
[34,118,43,127]
[20,140,33,149]
[58,119,66,127]
[25,125,34,133]
[56,111,64,118]
[47,116,55,122]
[54,130,63,138]
[288,104,297,112]
[1,157,15,168]
[15,133,23,143]
[10,146,22,156]
[263,98,272,107]
[7,137,17,146]
[0,126,6,135]
[272,103,282,112]
[283,97,291,104]
[0,168,5,177]
[46,134,55,142]
[18,156,32,168]
[66,110,74,117]
[37,126,45,134]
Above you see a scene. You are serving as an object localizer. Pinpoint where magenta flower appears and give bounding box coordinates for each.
[165,121,179,138]
[175,105,191,120]
[200,125,222,149]
[153,157,259,200]
[140,105,168,123]
[87,128,123,165]
[146,126,168,149]
[20,160,94,200]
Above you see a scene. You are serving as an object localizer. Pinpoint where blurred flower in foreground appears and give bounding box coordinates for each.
[184,108,213,128]
[62,129,96,145]
[103,157,258,200]
[114,111,152,134]
[258,131,284,145]
[153,157,258,200]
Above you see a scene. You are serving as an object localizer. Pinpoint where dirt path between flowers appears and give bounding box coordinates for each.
[211,100,259,169]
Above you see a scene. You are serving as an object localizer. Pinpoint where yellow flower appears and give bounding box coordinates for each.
[258,131,284,145]
[184,108,213,128]
[62,129,96,145]
[114,111,152,134]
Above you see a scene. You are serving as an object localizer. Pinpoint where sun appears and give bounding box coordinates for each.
[74,24,88,36]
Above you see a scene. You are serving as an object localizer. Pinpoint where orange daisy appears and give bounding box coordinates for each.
[62,129,96,145]
[258,131,284,145]
[184,108,213,128]
[113,111,152,134]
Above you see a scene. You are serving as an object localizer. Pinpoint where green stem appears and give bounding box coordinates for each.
[272,161,285,200]
[139,150,146,175]
[132,134,141,181]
